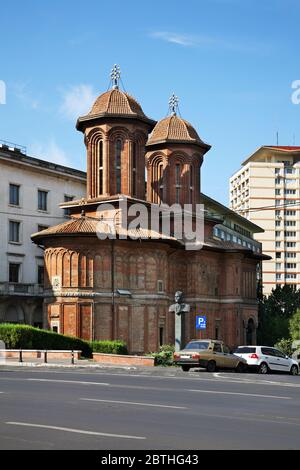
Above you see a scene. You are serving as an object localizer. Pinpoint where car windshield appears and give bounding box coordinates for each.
[185,341,210,350]
[233,347,256,354]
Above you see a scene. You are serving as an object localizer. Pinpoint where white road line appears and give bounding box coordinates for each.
[188,389,291,399]
[27,379,110,386]
[80,398,187,409]
[5,422,146,440]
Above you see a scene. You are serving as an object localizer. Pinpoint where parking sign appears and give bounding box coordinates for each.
[196,315,206,330]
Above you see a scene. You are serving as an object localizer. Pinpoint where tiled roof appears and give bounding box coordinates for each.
[146,115,204,146]
[265,146,300,151]
[31,216,180,244]
[89,89,146,118]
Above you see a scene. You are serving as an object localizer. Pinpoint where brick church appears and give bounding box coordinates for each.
[32,66,267,353]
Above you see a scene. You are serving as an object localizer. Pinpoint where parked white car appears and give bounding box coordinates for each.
[233,346,299,375]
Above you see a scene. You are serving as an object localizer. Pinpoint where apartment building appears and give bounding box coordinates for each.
[0,141,85,326]
[230,146,300,295]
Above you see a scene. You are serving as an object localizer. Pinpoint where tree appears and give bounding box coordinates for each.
[257,285,300,346]
[289,309,300,341]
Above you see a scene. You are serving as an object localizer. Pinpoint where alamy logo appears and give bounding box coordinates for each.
[0,340,6,364]
[291,80,300,105]
[95,198,205,251]
[0,80,6,105]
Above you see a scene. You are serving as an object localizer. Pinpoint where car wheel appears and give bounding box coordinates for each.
[235,362,246,373]
[258,362,269,374]
[181,365,190,372]
[290,365,298,376]
[206,361,216,373]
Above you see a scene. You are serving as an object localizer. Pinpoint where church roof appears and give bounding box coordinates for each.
[146,115,210,149]
[89,88,146,118]
[31,215,180,245]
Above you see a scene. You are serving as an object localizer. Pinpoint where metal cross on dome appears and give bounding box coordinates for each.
[111,64,121,89]
[169,93,179,115]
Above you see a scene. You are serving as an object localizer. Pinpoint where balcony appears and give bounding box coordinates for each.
[0,283,44,297]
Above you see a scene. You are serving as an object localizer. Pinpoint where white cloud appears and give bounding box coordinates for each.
[150,31,268,53]
[59,84,97,120]
[13,82,39,109]
[28,140,71,167]
[150,31,200,47]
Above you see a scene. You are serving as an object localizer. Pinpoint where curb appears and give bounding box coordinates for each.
[0,362,137,370]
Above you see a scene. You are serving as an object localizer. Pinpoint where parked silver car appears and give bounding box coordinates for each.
[233,345,299,375]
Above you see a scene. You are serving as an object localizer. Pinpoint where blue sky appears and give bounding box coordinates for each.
[0,0,300,204]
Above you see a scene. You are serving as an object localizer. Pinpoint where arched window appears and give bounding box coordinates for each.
[132,141,137,197]
[175,163,181,204]
[98,140,103,195]
[189,164,194,204]
[158,163,164,203]
[115,139,122,193]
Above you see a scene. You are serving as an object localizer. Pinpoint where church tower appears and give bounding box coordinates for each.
[76,65,156,201]
[145,94,211,209]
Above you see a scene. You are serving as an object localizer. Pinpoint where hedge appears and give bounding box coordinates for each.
[90,340,128,355]
[0,324,92,358]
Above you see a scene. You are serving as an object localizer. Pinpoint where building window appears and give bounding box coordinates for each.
[285,241,296,248]
[9,184,20,206]
[64,195,74,216]
[38,190,48,211]
[157,280,164,292]
[159,327,164,347]
[38,265,44,285]
[284,189,296,195]
[38,224,49,232]
[115,139,122,194]
[9,263,20,283]
[276,273,281,280]
[285,263,297,269]
[275,220,281,226]
[275,189,281,195]
[132,141,137,197]
[285,220,296,226]
[284,231,296,237]
[275,168,280,174]
[9,221,20,243]
[189,165,194,204]
[286,252,296,258]
[98,140,103,195]
[275,231,281,237]
[175,164,181,204]
[158,163,164,203]
[276,263,281,270]
[275,241,281,248]
[276,252,281,258]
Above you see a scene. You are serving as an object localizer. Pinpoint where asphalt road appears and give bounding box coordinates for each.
[0,366,300,450]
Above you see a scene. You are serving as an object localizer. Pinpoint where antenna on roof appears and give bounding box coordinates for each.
[276,131,279,146]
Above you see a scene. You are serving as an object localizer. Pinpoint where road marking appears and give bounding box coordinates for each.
[188,389,291,399]
[27,378,110,386]
[80,398,187,409]
[5,422,146,440]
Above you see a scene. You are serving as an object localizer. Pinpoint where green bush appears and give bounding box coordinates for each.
[274,338,293,357]
[150,344,175,366]
[0,323,92,358]
[90,340,128,355]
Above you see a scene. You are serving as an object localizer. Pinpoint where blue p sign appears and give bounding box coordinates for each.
[196,315,206,330]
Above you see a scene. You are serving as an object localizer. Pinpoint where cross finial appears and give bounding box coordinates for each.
[110,64,121,89]
[169,93,179,116]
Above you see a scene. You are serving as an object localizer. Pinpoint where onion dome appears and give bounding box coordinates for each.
[146,93,210,150]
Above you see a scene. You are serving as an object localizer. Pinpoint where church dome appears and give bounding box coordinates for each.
[89,88,147,119]
[146,114,204,146]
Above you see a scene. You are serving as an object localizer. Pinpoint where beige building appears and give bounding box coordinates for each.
[230,146,300,294]
[0,140,85,325]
